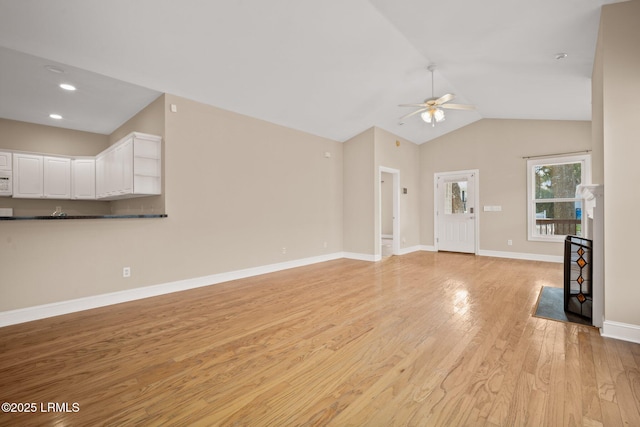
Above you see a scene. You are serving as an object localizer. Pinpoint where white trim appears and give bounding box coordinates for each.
[342,252,379,262]
[478,249,563,263]
[420,245,437,252]
[398,245,422,255]
[381,234,393,239]
[602,320,640,344]
[526,154,591,242]
[354,245,426,257]
[0,252,344,328]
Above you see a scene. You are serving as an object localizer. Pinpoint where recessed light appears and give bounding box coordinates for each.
[45,65,65,74]
[59,83,76,91]
[49,114,63,120]
[555,53,568,60]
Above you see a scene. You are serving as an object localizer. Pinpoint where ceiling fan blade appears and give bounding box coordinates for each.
[440,103,475,110]
[398,108,428,122]
[435,93,455,105]
[399,103,428,108]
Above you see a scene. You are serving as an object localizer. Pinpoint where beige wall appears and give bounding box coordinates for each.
[0,118,108,155]
[108,95,165,145]
[592,21,604,185]
[343,128,375,254]
[342,126,421,256]
[599,0,640,326]
[0,118,111,216]
[374,127,421,254]
[162,94,343,274]
[419,119,592,256]
[0,95,343,311]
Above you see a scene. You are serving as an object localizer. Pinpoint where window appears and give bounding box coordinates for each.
[527,154,591,242]
[444,181,468,214]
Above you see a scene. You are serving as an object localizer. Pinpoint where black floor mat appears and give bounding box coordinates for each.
[533,286,592,326]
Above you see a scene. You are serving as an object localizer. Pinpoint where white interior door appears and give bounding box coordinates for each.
[436,171,478,254]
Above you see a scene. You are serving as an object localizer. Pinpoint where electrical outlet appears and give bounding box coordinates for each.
[123,267,131,278]
[323,241,328,248]
[507,240,513,246]
[282,247,287,254]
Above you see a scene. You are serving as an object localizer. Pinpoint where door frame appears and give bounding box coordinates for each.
[434,169,480,254]
[379,166,400,256]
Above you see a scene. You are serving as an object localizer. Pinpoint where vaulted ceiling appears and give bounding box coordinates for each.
[0,0,622,144]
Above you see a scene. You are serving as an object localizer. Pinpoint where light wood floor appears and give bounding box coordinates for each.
[1,252,639,426]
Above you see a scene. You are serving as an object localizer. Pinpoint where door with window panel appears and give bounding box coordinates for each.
[436,171,476,253]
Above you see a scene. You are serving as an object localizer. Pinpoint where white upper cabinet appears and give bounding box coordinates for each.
[13,154,72,199]
[4,131,161,201]
[13,153,44,198]
[95,132,161,200]
[43,156,71,199]
[71,158,96,200]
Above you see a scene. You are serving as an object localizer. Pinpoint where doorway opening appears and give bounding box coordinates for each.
[379,167,400,258]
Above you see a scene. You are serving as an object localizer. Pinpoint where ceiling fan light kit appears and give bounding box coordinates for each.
[421,108,445,126]
[399,65,475,128]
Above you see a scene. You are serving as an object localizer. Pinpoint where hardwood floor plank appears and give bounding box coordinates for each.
[579,327,604,425]
[485,318,540,426]
[606,338,640,426]
[563,324,584,427]
[1,252,639,426]
[544,321,565,425]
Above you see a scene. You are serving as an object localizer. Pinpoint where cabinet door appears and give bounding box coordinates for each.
[95,154,105,198]
[108,146,122,196]
[13,153,43,198]
[43,156,71,199]
[72,159,96,199]
[120,138,134,194]
[100,147,118,197]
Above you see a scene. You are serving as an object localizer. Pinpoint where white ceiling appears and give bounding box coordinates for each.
[0,0,622,144]
[0,46,162,135]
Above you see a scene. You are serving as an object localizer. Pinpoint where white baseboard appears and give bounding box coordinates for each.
[601,320,640,344]
[346,246,423,259]
[478,249,563,263]
[0,252,344,328]
[420,245,437,252]
[343,252,378,262]
[399,245,422,255]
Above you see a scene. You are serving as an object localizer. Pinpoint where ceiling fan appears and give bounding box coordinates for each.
[399,65,475,127]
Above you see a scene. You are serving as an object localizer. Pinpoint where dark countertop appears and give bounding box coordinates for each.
[0,214,168,220]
